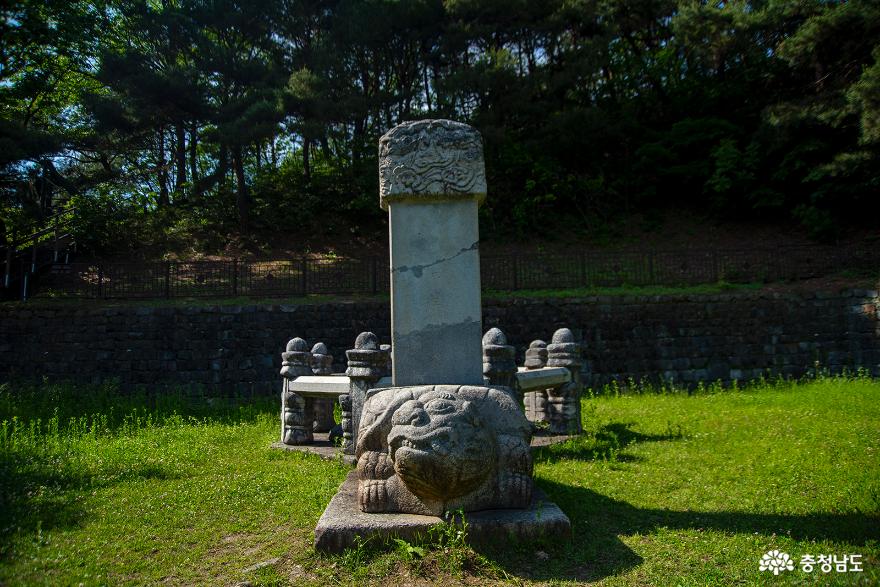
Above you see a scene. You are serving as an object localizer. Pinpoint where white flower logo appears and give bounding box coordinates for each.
[759,550,795,575]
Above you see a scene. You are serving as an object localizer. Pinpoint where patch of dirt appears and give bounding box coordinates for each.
[80,210,880,263]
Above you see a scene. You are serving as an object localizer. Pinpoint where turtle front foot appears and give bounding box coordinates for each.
[358,479,389,512]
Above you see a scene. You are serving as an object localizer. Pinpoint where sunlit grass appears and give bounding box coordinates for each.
[0,376,877,585]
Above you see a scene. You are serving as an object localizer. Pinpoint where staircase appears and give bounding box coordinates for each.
[2,206,77,301]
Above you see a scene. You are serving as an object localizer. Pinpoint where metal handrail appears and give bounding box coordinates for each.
[7,206,77,249]
[2,205,77,296]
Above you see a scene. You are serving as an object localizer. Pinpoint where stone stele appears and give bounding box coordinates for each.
[355,384,533,516]
[379,119,486,386]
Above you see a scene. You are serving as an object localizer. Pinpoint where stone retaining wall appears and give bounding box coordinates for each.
[1,290,877,394]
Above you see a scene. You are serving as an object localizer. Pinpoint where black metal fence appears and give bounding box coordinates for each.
[35,244,879,300]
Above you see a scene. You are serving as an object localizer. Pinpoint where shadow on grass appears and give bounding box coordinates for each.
[480,479,880,582]
[534,421,684,463]
[0,454,182,558]
[470,421,880,581]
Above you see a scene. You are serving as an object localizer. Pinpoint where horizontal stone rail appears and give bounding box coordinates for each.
[287,375,391,398]
[515,366,570,392]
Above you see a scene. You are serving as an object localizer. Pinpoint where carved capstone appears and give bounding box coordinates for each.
[281,337,311,379]
[524,339,548,370]
[378,119,487,210]
[355,385,533,516]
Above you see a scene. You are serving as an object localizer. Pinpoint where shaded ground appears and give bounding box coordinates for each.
[87,210,880,262]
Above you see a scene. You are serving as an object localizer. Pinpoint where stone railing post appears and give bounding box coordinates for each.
[343,332,387,454]
[310,342,335,432]
[280,337,314,445]
[482,328,517,391]
[546,328,584,435]
[523,339,549,424]
[380,343,392,378]
[339,393,353,452]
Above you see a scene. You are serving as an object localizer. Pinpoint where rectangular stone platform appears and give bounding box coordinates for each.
[271,434,356,466]
[314,471,571,553]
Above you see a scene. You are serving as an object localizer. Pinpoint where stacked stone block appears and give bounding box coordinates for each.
[1,291,877,394]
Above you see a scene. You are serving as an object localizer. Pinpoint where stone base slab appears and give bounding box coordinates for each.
[314,471,571,553]
[271,434,356,466]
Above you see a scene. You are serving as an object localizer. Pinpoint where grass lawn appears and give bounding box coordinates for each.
[1,377,878,586]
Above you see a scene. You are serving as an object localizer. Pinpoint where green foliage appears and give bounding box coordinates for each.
[2,0,880,249]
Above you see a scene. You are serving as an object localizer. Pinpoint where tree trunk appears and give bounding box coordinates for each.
[175,123,187,193]
[232,145,249,231]
[353,117,364,165]
[157,127,169,207]
[302,136,311,183]
[423,62,432,112]
[218,143,229,190]
[189,123,199,185]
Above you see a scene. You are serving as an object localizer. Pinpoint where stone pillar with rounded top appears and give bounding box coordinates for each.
[344,332,387,454]
[379,119,486,386]
[546,328,584,435]
[310,342,336,432]
[482,328,517,390]
[523,339,549,425]
[280,337,314,445]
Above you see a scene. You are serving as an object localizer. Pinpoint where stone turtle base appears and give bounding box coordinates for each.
[314,471,571,553]
[273,432,576,467]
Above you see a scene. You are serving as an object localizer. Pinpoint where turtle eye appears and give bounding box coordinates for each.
[425,400,455,415]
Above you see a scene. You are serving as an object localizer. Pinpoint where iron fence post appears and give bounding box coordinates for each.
[165,262,171,299]
[21,258,28,302]
[98,265,105,299]
[512,255,519,290]
[53,213,59,262]
[4,228,15,289]
[31,236,37,273]
[232,258,239,296]
[301,258,308,295]
[3,239,12,288]
[648,251,655,284]
[580,252,587,287]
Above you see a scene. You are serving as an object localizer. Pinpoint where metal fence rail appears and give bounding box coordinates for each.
[33,244,879,300]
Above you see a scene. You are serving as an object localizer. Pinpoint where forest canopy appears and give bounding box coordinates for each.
[1,0,878,253]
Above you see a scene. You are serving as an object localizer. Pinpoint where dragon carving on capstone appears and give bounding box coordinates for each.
[378,119,487,209]
[355,385,533,515]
